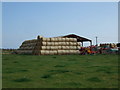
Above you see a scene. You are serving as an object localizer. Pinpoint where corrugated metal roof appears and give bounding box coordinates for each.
[60,34,92,42]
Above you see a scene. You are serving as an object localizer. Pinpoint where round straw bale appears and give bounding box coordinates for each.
[61,46,64,50]
[73,42,76,46]
[47,42,51,46]
[54,42,57,45]
[69,46,73,49]
[49,51,51,55]
[66,42,69,45]
[58,42,61,45]
[45,51,49,55]
[63,46,66,50]
[41,46,46,50]
[62,50,65,54]
[69,50,73,54]
[49,51,54,55]
[41,50,45,55]
[58,46,61,49]
[69,42,73,46]
[69,38,72,42]
[57,38,61,42]
[54,46,58,49]
[42,42,47,46]
[46,38,50,42]
[61,42,65,45]
[70,38,74,42]
[50,46,54,50]
[61,46,65,49]
[66,50,69,54]
[54,42,57,46]
[53,51,56,55]
[58,50,62,54]
[73,38,77,42]
[62,38,65,42]
[73,50,77,54]
[52,42,55,46]
[51,38,54,42]
[77,42,81,46]
[73,46,77,50]
[62,42,66,45]
[42,38,47,41]
[57,42,59,45]
[77,46,81,49]
[46,46,50,50]
[54,50,57,55]
[66,46,69,50]
[65,38,69,42]
[76,50,80,54]
[53,38,57,42]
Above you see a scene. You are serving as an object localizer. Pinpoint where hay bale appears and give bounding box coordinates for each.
[46,42,52,46]
[58,42,61,45]
[66,42,70,45]
[50,46,54,50]
[65,38,69,42]
[51,38,55,42]
[58,46,61,49]
[73,42,76,46]
[54,38,58,42]
[42,38,47,41]
[69,42,73,46]
[62,42,66,45]
[58,38,62,42]
[45,50,49,55]
[66,50,69,54]
[42,42,47,46]
[41,46,46,50]
[51,42,54,46]
[49,50,54,55]
[61,46,64,50]
[62,38,66,42]
[70,50,73,54]
[54,46,58,49]
[58,50,63,55]
[77,42,81,46]
[69,38,73,42]
[41,50,46,55]
[54,50,57,55]
[62,50,66,54]
[73,46,77,50]
[71,50,76,54]
[77,46,81,49]
[46,46,50,50]
[76,50,80,54]
[73,38,77,42]
[69,38,77,42]
[46,38,50,42]
[69,46,74,49]
[54,42,59,46]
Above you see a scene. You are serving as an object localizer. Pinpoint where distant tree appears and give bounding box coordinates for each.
[117,43,120,47]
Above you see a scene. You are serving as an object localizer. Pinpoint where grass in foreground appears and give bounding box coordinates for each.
[2,54,118,88]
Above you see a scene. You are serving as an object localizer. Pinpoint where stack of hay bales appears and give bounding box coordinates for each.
[17,39,37,54]
[17,36,81,55]
[37,36,81,55]
[100,43,117,48]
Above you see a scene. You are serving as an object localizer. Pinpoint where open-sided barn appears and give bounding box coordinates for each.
[16,34,92,55]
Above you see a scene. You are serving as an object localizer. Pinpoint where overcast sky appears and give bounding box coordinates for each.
[2,2,118,49]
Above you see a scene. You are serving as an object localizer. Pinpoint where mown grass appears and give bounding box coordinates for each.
[2,54,118,88]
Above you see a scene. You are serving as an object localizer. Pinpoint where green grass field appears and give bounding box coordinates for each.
[2,54,118,88]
